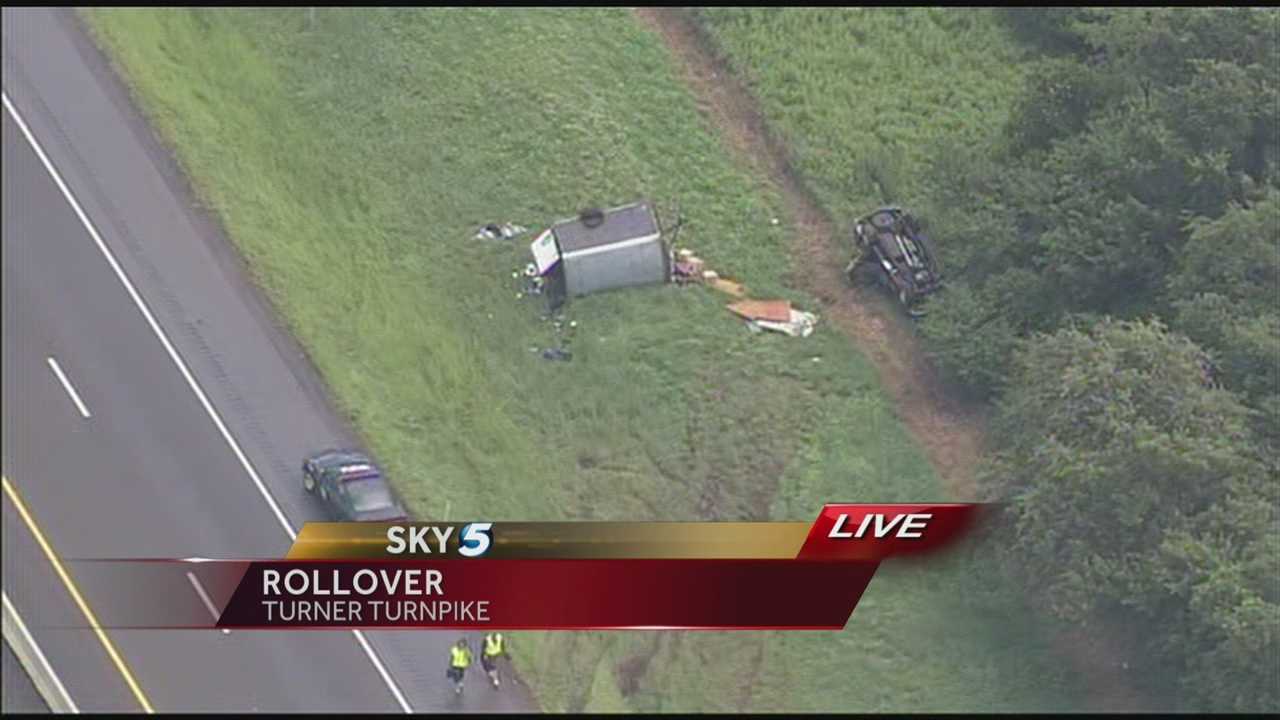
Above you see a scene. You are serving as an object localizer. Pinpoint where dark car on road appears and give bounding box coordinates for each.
[302,449,409,522]
[846,206,942,316]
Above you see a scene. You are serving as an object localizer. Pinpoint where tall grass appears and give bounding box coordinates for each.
[85,8,1080,712]
[697,8,1029,214]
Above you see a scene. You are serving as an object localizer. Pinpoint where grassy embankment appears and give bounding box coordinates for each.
[85,8,1080,712]
[697,7,1029,216]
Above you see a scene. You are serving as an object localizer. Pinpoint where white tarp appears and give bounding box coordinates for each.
[530,229,561,275]
[753,310,818,337]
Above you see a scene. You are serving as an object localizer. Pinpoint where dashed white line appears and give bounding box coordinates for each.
[46,356,91,419]
[2,590,80,713]
[185,572,230,635]
[3,91,413,713]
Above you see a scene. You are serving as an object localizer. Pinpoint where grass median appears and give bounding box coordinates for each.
[84,8,1081,712]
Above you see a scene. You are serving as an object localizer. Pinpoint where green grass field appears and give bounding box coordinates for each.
[697,8,1029,216]
[84,8,1081,712]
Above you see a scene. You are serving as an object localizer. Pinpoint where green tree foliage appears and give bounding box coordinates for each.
[925,8,1279,394]
[1153,478,1280,712]
[940,9,1280,709]
[1001,8,1089,55]
[1168,190,1280,315]
[1006,57,1124,155]
[984,319,1277,711]
[919,283,1018,398]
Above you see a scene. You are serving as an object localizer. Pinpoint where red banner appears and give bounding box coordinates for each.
[795,504,981,561]
[216,559,879,630]
[60,504,983,631]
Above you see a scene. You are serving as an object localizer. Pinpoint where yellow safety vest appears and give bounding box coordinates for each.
[451,646,471,668]
[484,634,504,657]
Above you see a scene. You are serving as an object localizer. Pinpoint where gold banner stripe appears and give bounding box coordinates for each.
[287,522,814,560]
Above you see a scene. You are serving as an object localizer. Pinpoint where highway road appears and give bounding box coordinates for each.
[3,638,49,714]
[2,7,535,714]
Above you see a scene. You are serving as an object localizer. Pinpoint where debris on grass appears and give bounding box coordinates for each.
[513,263,548,299]
[727,299,793,324]
[707,278,747,297]
[541,348,573,362]
[504,229,811,355]
[673,248,707,284]
[672,248,749,300]
[520,303,578,362]
[756,310,818,337]
[474,222,528,241]
[728,299,817,338]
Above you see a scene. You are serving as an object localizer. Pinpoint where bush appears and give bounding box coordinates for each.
[985,317,1276,711]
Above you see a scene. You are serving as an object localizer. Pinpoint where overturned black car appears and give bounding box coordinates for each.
[845,206,942,316]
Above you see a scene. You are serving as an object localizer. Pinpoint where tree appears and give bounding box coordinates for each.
[919,282,1019,399]
[918,9,1280,708]
[1153,474,1280,712]
[1168,191,1280,460]
[1168,190,1280,313]
[984,318,1252,612]
[999,8,1090,55]
[1071,9,1276,93]
[983,318,1274,709]
[1006,57,1122,155]
[923,10,1277,399]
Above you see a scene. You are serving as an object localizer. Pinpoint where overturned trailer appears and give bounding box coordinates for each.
[531,201,670,308]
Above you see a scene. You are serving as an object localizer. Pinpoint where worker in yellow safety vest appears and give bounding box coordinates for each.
[481,632,507,688]
[447,637,472,694]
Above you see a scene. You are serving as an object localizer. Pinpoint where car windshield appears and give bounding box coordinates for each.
[343,476,394,512]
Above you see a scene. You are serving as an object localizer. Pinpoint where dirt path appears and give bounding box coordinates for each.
[633,7,985,501]
[634,7,1155,713]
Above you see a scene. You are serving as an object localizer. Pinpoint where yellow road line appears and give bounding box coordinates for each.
[2,475,155,713]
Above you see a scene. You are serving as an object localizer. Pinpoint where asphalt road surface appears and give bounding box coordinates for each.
[3,638,50,714]
[1,7,535,714]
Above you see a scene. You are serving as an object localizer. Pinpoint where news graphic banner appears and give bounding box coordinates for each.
[64,504,980,631]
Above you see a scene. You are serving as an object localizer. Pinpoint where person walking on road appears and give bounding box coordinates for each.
[448,637,473,695]
[481,632,507,688]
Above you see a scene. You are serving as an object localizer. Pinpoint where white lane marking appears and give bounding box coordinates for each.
[2,590,81,713]
[3,92,414,713]
[46,356,91,419]
[185,572,230,635]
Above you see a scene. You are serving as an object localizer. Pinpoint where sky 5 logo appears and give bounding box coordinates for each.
[458,522,493,557]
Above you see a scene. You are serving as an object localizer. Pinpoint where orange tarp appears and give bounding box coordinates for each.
[726,300,792,324]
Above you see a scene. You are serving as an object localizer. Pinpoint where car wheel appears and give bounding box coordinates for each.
[303,471,316,493]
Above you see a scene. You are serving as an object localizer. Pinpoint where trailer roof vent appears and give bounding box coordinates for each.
[580,207,605,228]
